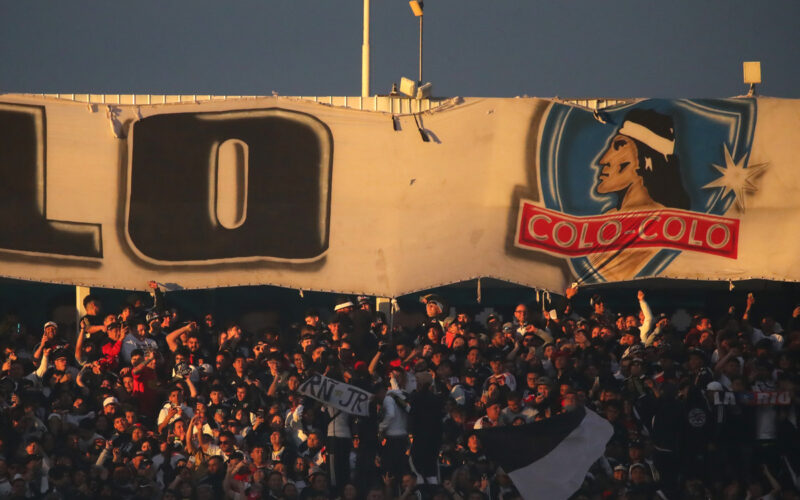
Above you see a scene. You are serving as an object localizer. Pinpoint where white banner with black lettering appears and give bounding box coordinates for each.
[0,94,797,293]
[298,373,372,416]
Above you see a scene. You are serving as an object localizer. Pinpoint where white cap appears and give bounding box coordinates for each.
[334,301,354,312]
[43,321,57,329]
[706,381,724,392]
[103,396,120,407]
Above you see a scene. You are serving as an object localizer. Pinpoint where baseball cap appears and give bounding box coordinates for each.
[334,298,354,311]
[629,463,647,472]
[420,294,445,311]
[52,349,69,360]
[103,396,120,407]
[43,321,58,329]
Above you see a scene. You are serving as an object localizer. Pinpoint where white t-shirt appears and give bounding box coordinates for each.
[120,334,158,364]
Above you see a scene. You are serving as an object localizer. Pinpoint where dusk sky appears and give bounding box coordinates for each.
[2,1,799,99]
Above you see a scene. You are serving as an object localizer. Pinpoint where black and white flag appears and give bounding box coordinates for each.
[476,406,612,500]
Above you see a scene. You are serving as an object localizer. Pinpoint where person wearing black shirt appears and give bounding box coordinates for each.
[80,295,106,345]
[408,373,443,486]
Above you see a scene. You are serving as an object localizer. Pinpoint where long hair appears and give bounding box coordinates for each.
[633,139,691,210]
[623,108,691,211]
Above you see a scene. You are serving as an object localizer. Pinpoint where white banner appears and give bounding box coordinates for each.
[0,94,797,293]
[298,373,372,416]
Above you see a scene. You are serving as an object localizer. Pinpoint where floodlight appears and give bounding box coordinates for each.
[743,61,761,96]
[399,77,417,98]
[416,82,433,99]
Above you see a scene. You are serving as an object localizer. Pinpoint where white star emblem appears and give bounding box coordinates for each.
[702,144,767,212]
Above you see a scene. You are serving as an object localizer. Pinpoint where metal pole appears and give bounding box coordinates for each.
[418,15,423,85]
[76,286,90,340]
[362,0,371,97]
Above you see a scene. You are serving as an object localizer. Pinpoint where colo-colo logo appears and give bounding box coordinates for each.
[0,104,332,264]
[515,99,764,283]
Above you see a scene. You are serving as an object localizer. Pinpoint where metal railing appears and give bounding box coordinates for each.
[29,93,455,114]
[25,93,630,112]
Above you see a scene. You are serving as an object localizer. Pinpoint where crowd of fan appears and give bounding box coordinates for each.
[0,281,798,500]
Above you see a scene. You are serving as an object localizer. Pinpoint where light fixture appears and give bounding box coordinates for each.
[399,77,417,98]
[743,61,761,97]
[416,82,433,99]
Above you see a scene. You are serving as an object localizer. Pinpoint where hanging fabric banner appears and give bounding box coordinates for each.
[0,94,796,293]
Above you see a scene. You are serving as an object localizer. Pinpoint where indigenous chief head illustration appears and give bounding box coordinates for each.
[595,109,689,213]
[516,99,763,283]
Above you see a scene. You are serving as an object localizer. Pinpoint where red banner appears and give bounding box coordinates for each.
[515,202,739,259]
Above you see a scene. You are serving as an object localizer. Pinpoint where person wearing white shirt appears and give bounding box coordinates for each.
[157,387,194,431]
[284,403,308,448]
[635,291,655,346]
[379,388,409,479]
[120,322,158,364]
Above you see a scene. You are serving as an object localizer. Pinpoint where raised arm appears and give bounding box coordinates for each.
[185,415,197,454]
[638,290,653,342]
[165,323,194,352]
[267,373,280,397]
[551,284,579,322]
[147,280,166,316]
[184,375,198,399]
[32,333,48,365]
[368,350,383,377]
[223,462,248,500]
[132,351,156,375]
[81,316,105,336]
[743,292,755,323]
[74,326,87,365]
[34,348,50,379]
[75,365,90,391]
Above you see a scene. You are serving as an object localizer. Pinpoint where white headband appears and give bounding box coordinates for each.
[618,121,674,156]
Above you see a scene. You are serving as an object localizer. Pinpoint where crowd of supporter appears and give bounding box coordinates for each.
[0,280,798,500]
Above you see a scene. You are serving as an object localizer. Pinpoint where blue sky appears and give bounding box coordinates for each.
[1,0,798,98]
